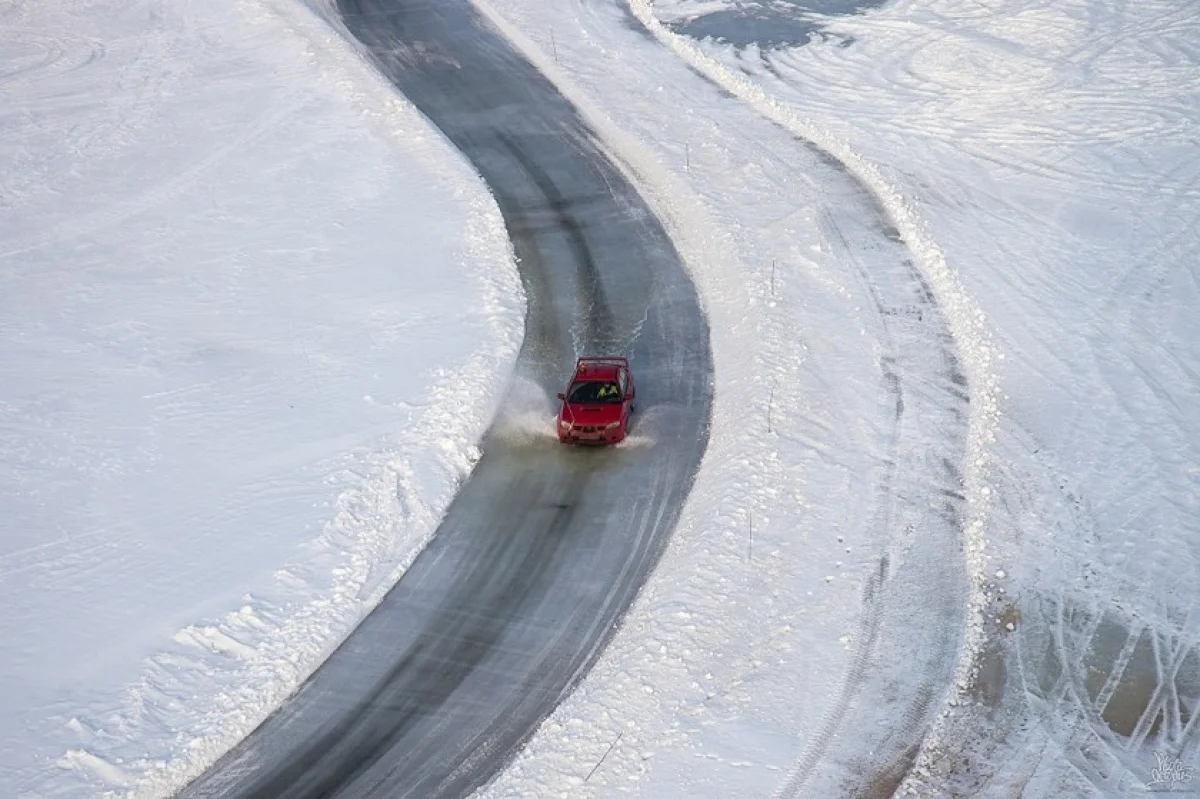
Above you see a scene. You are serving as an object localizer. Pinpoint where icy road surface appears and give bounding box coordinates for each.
[180,0,712,796]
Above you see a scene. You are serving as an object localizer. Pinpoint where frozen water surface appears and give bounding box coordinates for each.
[663,0,885,48]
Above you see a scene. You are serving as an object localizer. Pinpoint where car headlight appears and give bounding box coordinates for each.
[605,421,621,429]
[559,419,572,428]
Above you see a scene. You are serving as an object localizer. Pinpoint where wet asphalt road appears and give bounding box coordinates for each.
[667,0,888,48]
[179,0,711,797]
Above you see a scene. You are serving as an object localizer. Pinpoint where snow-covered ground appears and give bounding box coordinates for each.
[471,0,991,795]
[0,0,522,795]
[4,0,1197,796]
[475,0,1200,796]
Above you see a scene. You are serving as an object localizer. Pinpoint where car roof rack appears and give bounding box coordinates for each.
[576,356,628,367]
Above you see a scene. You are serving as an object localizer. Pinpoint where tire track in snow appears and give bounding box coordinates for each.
[1,90,313,262]
[760,0,1200,201]
[618,2,1001,794]
[769,204,970,797]
[0,0,190,217]
[0,29,105,88]
[955,420,1200,795]
[760,195,962,794]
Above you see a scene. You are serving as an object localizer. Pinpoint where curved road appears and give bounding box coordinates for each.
[180,1,712,797]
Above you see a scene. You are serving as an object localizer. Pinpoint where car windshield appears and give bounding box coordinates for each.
[567,380,622,404]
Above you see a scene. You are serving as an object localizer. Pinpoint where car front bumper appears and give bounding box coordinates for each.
[558,427,624,445]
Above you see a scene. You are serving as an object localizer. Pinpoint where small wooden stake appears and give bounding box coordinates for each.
[586,731,623,783]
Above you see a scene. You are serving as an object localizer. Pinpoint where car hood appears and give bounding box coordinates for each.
[560,402,622,425]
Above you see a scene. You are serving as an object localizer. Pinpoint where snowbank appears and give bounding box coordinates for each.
[0,0,521,795]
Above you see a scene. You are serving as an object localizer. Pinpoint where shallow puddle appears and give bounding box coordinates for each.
[667,0,887,49]
[1025,596,1199,745]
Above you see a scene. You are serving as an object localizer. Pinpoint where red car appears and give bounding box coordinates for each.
[556,357,635,444]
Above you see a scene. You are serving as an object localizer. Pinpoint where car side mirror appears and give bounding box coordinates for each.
[556,392,566,401]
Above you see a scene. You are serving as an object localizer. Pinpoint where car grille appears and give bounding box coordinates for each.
[581,426,597,433]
